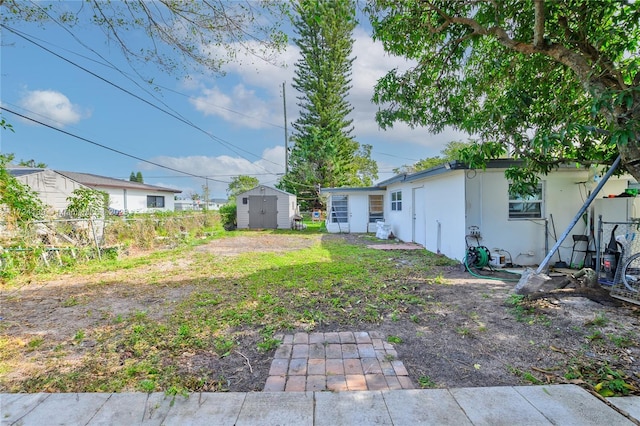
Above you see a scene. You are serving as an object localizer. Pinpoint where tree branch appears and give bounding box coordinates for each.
[533,0,545,48]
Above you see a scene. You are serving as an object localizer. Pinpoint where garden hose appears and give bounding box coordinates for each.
[464,246,520,282]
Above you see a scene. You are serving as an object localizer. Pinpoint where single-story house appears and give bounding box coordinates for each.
[175,198,227,211]
[11,167,181,214]
[236,186,297,229]
[321,159,639,266]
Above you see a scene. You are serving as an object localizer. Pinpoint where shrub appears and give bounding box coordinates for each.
[218,203,236,230]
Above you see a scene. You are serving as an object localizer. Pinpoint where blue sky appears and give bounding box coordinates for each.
[1,3,466,199]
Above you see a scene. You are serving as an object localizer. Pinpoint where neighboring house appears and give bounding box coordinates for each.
[236,186,297,229]
[9,168,87,213]
[10,167,181,214]
[174,198,228,211]
[321,159,638,265]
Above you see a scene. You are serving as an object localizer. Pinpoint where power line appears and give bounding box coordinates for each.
[1,23,282,171]
[133,173,284,179]
[0,106,229,184]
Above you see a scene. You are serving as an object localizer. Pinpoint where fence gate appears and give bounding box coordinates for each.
[248,196,278,229]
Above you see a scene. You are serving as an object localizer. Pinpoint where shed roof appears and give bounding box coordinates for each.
[237,185,295,197]
[7,168,43,178]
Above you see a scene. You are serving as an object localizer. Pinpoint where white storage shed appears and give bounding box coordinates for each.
[236,186,297,229]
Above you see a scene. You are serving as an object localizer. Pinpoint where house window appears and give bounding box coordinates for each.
[508,184,543,219]
[391,190,402,211]
[331,195,348,223]
[369,195,384,223]
[147,195,165,208]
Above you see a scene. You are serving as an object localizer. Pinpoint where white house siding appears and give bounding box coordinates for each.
[385,173,466,258]
[465,169,634,266]
[105,188,175,213]
[384,182,415,244]
[424,172,467,259]
[324,190,386,233]
[15,170,86,213]
[236,186,296,230]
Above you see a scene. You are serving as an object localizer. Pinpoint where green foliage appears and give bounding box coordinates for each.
[129,172,144,183]
[17,159,47,168]
[418,375,436,388]
[368,1,640,187]
[395,141,473,174]
[280,0,377,208]
[387,335,402,344]
[1,1,287,78]
[1,114,14,132]
[66,188,109,219]
[227,176,259,200]
[0,154,46,226]
[218,203,237,230]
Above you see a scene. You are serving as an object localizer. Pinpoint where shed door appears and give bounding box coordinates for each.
[249,196,278,229]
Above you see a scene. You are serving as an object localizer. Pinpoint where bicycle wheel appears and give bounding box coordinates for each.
[621,253,640,293]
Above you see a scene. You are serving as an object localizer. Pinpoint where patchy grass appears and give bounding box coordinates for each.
[1,230,444,393]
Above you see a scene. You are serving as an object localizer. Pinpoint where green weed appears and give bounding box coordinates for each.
[507,365,542,385]
[387,335,402,344]
[61,296,79,307]
[456,327,471,337]
[418,376,436,388]
[586,312,609,327]
[27,337,44,350]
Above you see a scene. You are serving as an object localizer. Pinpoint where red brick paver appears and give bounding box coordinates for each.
[265,331,414,392]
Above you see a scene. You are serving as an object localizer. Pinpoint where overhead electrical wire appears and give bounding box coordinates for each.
[0,106,229,184]
[3,17,413,192]
[0,23,283,173]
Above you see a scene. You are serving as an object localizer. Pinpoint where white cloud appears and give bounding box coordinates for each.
[192,26,469,158]
[18,89,88,127]
[142,146,286,197]
[189,85,279,129]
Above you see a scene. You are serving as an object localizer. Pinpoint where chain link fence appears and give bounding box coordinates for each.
[597,218,640,304]
[1,212,218,278]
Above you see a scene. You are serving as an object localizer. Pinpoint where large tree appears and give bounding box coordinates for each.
[394,140,472,174]
[280,0,377,207]
[227,175,259,200]
[0,0,287,76]
[367,1,639,191]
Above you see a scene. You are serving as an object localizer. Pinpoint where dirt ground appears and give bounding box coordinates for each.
[2,233,640,394]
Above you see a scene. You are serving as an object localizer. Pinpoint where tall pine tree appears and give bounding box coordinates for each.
[279,0,377,208]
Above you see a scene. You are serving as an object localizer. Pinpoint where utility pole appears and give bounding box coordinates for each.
[282,81,289,174]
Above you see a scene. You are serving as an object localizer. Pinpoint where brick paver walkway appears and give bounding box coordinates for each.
[263,331,414,392]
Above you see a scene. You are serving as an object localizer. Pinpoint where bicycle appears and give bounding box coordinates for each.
[621,252,640,293]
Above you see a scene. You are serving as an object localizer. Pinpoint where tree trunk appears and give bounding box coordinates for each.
[618,138,640,182]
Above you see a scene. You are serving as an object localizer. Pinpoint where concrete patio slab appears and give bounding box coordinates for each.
[515,385,634,425]
[382,389,473,425]
[89,393,149,426]
[235,391,313,426]
[14,393,111,426]
[161,392,246,426]
[2,385,637,426]
[314,391,392,426]
[608,396,640,421]
[1,393,50,425]
[450,386,557,425]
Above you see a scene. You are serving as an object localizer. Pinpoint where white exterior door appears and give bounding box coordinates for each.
[412,187,426,247]
[350,194,369,233]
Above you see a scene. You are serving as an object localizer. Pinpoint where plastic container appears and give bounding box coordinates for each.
[490,252,506,268]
